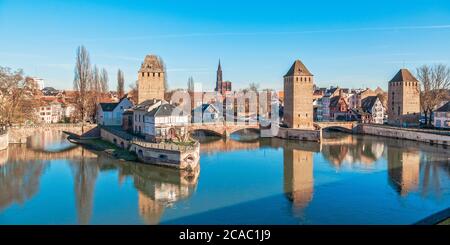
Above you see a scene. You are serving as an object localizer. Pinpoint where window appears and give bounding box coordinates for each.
[398,106,400,116]
[142,72,144,77]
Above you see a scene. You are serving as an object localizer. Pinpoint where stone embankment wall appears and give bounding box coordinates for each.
[276,127,322,142]
[100,127,200,170]
[0,130,8,150]
[357,124,450,146]
[8,124,97,143]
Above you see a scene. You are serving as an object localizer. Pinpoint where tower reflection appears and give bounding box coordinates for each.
[387,147,420,196]
[283,148,314,213]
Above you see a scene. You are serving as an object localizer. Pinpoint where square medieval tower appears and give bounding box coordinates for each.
[283,60,314,129]
[138,55,166,103]
[387,69,421,126]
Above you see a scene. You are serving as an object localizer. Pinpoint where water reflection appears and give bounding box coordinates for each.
[0,131,449,224]
[387,147,420,196]
[283,148,314,213]
[321,133,385,169]
[0,133,199,224]
[0,147,47,211]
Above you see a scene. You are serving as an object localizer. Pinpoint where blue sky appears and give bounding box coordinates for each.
[1,0,450,91]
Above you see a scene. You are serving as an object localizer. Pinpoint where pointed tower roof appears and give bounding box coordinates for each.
[284,60,313,77]
[218,59,222,71]
[389,69,418,83]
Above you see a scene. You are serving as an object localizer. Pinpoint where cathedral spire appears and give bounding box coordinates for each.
[216,59,223,93]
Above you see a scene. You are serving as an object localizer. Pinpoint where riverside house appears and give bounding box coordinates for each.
[434,101,450,129]
[97,97,133,126]
[132,99,190,142]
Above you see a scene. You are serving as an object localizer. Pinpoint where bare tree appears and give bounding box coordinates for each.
[128,80,139,104]
[91,65,100,92]
[0,67,38,127]
[159,57,168,91]
[416,64,450,125]
[248,82,260,92]
[117,69,125,98]
[187,76,194,92]
[73,45,93,129]
[100,68,109,93]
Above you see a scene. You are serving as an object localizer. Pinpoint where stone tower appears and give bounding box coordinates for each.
[283,60,314,129]
[387,69,420,126]
[138,55,165,103]
[215,60,223,93]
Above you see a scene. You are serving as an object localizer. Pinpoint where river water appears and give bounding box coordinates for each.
[0,131,449,224]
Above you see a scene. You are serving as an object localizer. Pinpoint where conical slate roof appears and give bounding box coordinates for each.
[284,60,313,77]
[389,69,418,83]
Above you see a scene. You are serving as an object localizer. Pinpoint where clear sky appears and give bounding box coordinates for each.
[1,0,450,91]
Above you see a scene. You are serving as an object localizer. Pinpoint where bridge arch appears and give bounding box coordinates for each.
[189,128,224,137]
[228,127,260,136]
[313,122,358,133]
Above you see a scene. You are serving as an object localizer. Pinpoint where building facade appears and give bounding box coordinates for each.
[283,60,314,129]
[329,95,349,121]
[433,101,450,129]
[360,96,385,124]
[97,97,133,126]
[132,99,189,142]
[138,55,166,103]
[387,69,421,126]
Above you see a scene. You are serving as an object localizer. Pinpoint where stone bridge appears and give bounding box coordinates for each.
[7,124,97,143]
[188,122,260,137]
[314,121,358,132]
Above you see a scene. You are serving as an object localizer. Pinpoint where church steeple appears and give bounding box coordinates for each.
[215,59,223,93]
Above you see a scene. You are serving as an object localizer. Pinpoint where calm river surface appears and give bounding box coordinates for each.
[0,131,449,224]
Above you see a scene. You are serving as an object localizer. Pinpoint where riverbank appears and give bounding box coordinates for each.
[356,124,450,147]
[69,137,137,161]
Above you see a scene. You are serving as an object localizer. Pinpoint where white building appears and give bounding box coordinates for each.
[97,97,133,126]
[434,101,450,129]
[132,99,190,142]
[360,96,385,124]
[29,77,45,90]
[38,100,63,123]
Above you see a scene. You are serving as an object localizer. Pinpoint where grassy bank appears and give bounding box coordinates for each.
[75,138,137,162]
[438,218,450,225]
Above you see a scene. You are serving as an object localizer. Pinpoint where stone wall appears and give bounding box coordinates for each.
[8,124,97,143]
[0,131,8,150]
[277,127,322,142]
[131,141,200,170]
[100,127,200,170]
[358,124,450,146]
[100,128,132,149]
